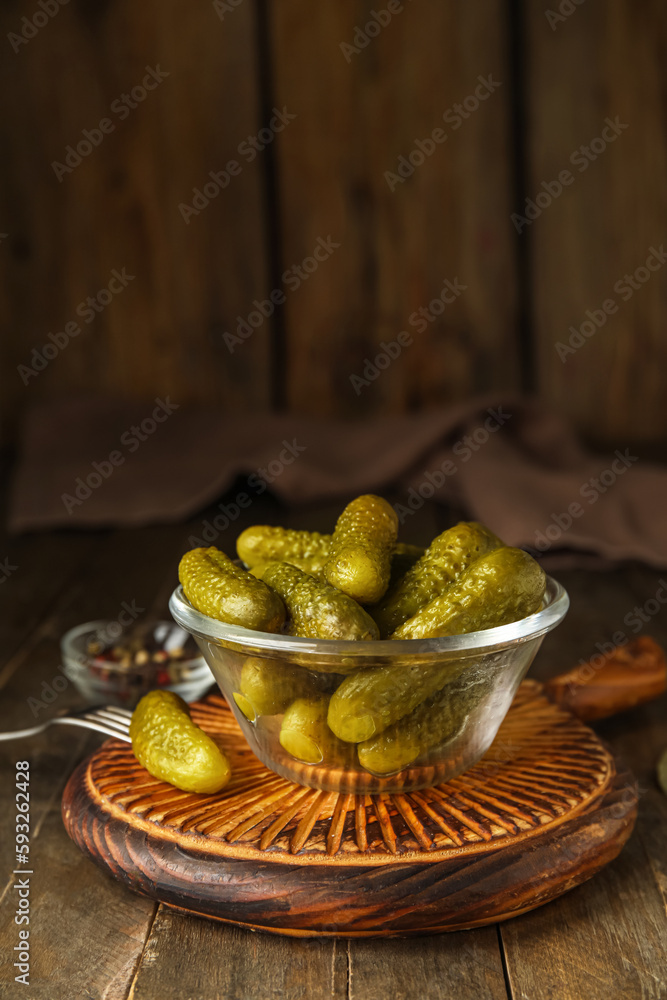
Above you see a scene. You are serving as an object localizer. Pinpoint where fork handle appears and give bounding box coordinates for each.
[0,724,47,741]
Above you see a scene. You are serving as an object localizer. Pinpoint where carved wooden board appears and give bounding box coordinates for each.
[61,682,637,937]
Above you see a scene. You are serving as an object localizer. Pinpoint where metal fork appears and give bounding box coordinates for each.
[0,705,132,743]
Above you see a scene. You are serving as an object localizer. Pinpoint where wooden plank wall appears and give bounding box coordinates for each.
[0,0,665,444]
[270,0,517,416]
[526,0,667,444]
[0,0,272,440]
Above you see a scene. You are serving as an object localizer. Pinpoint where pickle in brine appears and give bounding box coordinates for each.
[254,561,379,641]
[372,522,502,638]
[232,656,318,721]
[238,525,423,587]
[392,546,546,639]
[179,547,285,633]
[279,696,354,767]
[357,675,490,775]
[130,690,231,793]
[324,494,398,604]
[237,526,331,576]
[327,658,467,743]
[388,543,425,588]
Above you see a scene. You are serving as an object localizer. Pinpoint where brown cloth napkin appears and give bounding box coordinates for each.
[8,393,667,567]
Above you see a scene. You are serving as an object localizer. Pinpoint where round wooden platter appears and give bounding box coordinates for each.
[62,680,639,938]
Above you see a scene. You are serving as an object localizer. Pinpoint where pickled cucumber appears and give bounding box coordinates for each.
[233,656,318,721]
[237,525,330,576]
[327,658,466,743]
[253,561,379,640]
[130,690,231,793]
[357,675,489,775]
[391,546,546,640]
[388,543,426,588]
[324,495,398,604]
[279,696,354,766]
[372,522,503,637]
[179,547,285,632]
[237,524,423,585]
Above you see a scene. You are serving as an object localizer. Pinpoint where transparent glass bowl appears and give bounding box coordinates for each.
[169,578,568,794]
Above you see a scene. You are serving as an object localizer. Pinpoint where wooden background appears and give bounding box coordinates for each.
[0,0,665,446]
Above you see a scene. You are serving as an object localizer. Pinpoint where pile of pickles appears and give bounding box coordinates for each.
[176,495,546,779]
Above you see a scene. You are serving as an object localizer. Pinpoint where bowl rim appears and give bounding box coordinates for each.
[169,575,569,658]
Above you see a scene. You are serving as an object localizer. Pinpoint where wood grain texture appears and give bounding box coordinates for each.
[0,798,157,1000]
[127,909,350,1000]
[544,635,667,721]
[269,0,518,416]
[0,0,271,442]
[500,564,667,1000]
[0,501,303,999]
[500,809,667,1000]
[127,911,508,1000]
[0,530,160,1000]
[2,497,667,997]
[62,683,637,937]
[526,0,667,443]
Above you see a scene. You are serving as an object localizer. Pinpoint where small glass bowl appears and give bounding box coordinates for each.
[61,620,215,707]
[169,577,569,794]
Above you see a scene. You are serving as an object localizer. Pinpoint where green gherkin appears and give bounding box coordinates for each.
[179,547,285,633]
[324,494,399,604]
[357,675,490,775]
[233,656,319,721]
[280,696,355,766]
[130,690,231,793]
[372,522,503,638]
[237,525,330,575]
[388,543,426,587]
[327,659,467,743]
[237,523,424,585]
[253,561,379,640]
[391,546,546,640]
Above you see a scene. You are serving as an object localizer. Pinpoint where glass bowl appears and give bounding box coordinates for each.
[169,577,569,794]
[61,620,215,707]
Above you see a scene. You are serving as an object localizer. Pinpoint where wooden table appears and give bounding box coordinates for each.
[1,488,666,1000]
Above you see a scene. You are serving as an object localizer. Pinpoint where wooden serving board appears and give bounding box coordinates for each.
[61,638,665,938]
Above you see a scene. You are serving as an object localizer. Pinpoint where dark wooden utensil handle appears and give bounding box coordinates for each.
[543,635,666,722]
